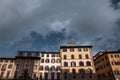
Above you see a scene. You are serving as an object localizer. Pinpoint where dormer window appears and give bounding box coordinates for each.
[63,48,67,52]
[84,48,88,51]
[70,48,74,52]
[78,48,82,51]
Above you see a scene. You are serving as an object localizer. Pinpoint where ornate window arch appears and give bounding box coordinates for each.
[71,55,74,59]
[79,61,84,66]
[79,69,85,74]
[86,61,91,66]
[64,62,68,67]
[72,69,76,74]
[71,61,76,67]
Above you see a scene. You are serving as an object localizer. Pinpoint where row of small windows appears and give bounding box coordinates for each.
[63,54,89,59]
[94,56,107,65]
[114,70,120,75]
[39,66,61,71]
[64,61,91,67]
[0,60,14,63]
[111,54,120,58]
[111,61,120,65]
[63,48,88,52]
[64,68,93,74]
[40,73,61,80]
[41,54,60,57]
[64,75,94,79]
[41,59,60,63]
[97,70,120,78]
[95,62,110,71]
[0,71,11,78]
[18,52,39,57]
[0,64,13,71]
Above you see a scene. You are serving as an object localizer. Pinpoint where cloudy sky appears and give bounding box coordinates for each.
[0,0,120,56]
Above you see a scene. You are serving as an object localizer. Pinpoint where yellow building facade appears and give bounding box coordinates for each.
[94,50,120,80]
[60,44,96,80]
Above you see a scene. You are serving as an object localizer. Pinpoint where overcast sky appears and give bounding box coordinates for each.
[0,0,120,56]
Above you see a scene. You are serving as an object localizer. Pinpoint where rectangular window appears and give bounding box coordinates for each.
[10,60,14,63]
[117,55,120,58]
[84,48,88,51]
[8,64,13,69]
[78,48,82,51]
[63,48,67,52]
[41,54,44,57]
[27,52,31,56]
[111,55,113,58]
[114,55,117,58]
[19,52,23,56]
[35,53,39,56]
[6,71,10,78]
[0,72,4,78]
[24,65,30,70]
[70,48,74,52]
[5,60,8,62]
[39,66,43,70]
[34,65,37,70]
[35,60,38,63]
[57,54,60,57]
[47,54,49,57]
[51,54,55,57]
[64,55,67,59]
[41,59,44,63]
[16,64,19,70]
[1,64,7,71]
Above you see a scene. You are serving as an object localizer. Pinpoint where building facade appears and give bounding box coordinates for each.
[15,51,40,79]
[94,50,120,80]
[0,44,97,80]
[39,52,61,80]
[0,56,16,79]
[60,44,96,80]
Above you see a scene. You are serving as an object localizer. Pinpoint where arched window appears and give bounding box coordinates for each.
[56,66,61,71]
[79,69,85,74]
[87,68,92,74]
[71,61,76,67]
[72,69,76,74]
[71,55,74,59]
[8,64,13,69]
[44,72,48,80]
[39,66,43,70]
[47,54,49,57]
[64,55,67,59]
[79,61,84,66]
[45,59,50,63]
[86,61,91,66]
[45,66,49,71]
[41,59,44,63]
[85,54,89,59]
[56,59,60,63]
[64,62,68,67]
[51,72,55,80]
[79,55,82,59]
[64,70,68,74]
[1,64,7,71]
[51,59,55,63]
[51,66,55,71]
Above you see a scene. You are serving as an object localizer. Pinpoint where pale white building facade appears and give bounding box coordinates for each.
[0,56,16,79]
[39,52,61,80]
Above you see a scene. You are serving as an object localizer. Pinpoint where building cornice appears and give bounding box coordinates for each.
[60,46,93,48]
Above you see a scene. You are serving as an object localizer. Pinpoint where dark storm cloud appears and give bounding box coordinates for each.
[0,0,120,55]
